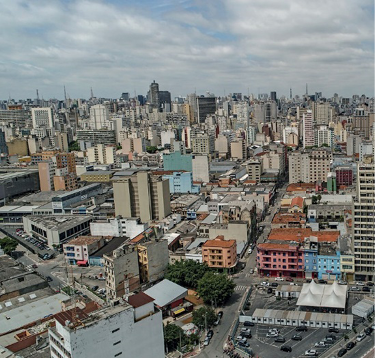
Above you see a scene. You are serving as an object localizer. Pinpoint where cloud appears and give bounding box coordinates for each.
[0,0,373,99]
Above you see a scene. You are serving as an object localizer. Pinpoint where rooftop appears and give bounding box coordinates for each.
[90,237,128,258]
[272,212,306,224]
[65,236,103,246]
[128,292,154,308]
[203,236,236,248]
[144,279,187,308]
[26,215,92,230]
[286,183,315,192]
[268,228,340,243]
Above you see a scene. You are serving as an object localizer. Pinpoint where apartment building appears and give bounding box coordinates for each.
[246,160,263,182]
[63,236,105,265]
[230,139,247,160]
[191,134,215,155]
[202,236,237,269]
[113,170,171,222]
[87,144,116,164]
[303,110,314,148]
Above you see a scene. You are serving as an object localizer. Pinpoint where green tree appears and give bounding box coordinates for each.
[312,195,317,204]
[164,323,186,351]
[317,194,322,203]
[165,260,211,288]
[68,141,80,152]
[197,272,236,306]
[192,306,217,329]
[0,237,18,254]
[146,146,158,153]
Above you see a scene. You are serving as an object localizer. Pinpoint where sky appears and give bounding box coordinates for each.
[0,0,374,100]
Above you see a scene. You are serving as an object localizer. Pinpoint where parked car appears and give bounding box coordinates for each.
[267,288,273,294]
[367,282,374,286]
[337,348,347,357]
[285,277,294,282]
[275,337,286,343]
[241,331,251,338]
[271,282,278,287]
[350,286,360,291]
[238,340,249,348]
[46,276,53,282]
[314,341,326,347]
[346,341,356,350]
[241,328,251,334]
[325,334,336,341]
[217,311,223,319]
[338,280,347,285]
[318,279,327,284]
[356,333,366,342]
[244,321,254,326]
[261,281,270,286]
[203,337,210,346]
[291,335,302,341]
[275,277,284,281]
[266,332,279,338]
[362,286,371,292]
[207,330,213,339]
[296,326,308,332]
[249,269,254,274]
[280,345,292,352]
[92,285,99,291]
[364,327,373,335]
[328,327,339,333]
[304,349,317,356]
[32,264,38,269]
[355,281,365,286]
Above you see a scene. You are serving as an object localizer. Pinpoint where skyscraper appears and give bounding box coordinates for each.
[303,110,314,148]
[197,96,216,123]
[31,107,54,128]
[149,80,159,108]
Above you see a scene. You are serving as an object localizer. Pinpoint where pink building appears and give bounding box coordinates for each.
[256,242,304,278]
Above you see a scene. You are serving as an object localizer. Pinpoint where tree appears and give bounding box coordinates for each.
[165,260,211,288]
[197,272,236,306]
[192,306,217,329]
[0,237,18,254]
[316,194,322,203]
[164,323,186,351]
[312,195,318,204]
[146,146,158,153]
[68,141,80,152]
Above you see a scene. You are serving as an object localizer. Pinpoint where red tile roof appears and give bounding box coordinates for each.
[290,196,304,208]
[128,292,154,308]
[268,228,339,243]
[286,183,315,192]
[272,212,306,224]
[203,236,236,248]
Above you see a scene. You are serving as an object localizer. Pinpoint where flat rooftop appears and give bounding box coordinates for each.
[26,215,92,230]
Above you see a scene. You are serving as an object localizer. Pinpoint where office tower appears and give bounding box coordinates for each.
[89,104,111,130]
[191,133,215,155]
[31,107,53,128]
[120,92,129,101]
[303,110,314,148]
[313,102,332,125]
[149,80,159,108]
[265,102,277,122]
[353,155,375,281]
[113,171,171,222]
[270,91,277,101]
[158,91,171,108]
[197,96,216,123]
[0,108,29,127]
[49,297,164,358]
[77,129,116,147]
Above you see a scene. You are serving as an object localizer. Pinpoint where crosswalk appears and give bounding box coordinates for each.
[234,285,248,291]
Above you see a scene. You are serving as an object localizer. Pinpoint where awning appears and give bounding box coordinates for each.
[77,260,88,265]
[173,308,185,315]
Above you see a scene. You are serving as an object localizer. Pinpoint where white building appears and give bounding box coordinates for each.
[315,125,333,148]
[192,155,210,182]
[90,217,148,239]
[87,144,116,165]
[49,294,164,358]
[31,107,54,128]
[303,110,314,148]
[89,104,111,130]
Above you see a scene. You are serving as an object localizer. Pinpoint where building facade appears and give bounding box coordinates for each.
[202,236,237,269]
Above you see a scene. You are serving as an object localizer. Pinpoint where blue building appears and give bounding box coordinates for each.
[302,239,318,279]
[163,151,193,172]
[162,172,200,194]
[317,248,341,280]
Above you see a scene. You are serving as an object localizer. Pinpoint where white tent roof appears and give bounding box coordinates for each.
[297,281,347,309]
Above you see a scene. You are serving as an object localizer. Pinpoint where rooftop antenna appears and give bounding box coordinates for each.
[90,87,94,99]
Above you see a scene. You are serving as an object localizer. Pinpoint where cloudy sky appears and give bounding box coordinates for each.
[1,0,374,100]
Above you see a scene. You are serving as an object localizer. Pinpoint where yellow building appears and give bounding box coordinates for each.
[81,171,114,183]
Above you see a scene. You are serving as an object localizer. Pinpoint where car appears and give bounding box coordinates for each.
[203,337,210,346]
[362,286,371,292]
[372,324,375,330]
[350,286,360,291]
[318,279,327,284]
[314,341,326,347]
[271,282,278,287]
[355,281,365,286]
[267,288,273,294]
[266,332,279,338]
[280,345,292,352]
[46,276,53,282]
[356,333,366,342]
[285,277,294,282]
[238,340,249,348]
[243,321,254,326]
[249,269,254,274]
[328,327,339,333]
[337,348,347,357]
[296,326,308,332]
[275,337,286,343]
[305,279,312,283]
[268,328,279,333]
[275,277,284,281]
[291,335,302,341]
[32,264,38,268]
[346,341,356,350]
[338,280,347,285]
[325,335,336,341]
[241,331,252,338]
[367,282,374,286]
[236,335,244,341]
[364,327,373,335]
[261,281,270,286]
[217,311,223,319]
[241,328,251,334]
[207,330,213,339]
[304,349,317,356]
[248,248,253,254]
[92,285,99,291]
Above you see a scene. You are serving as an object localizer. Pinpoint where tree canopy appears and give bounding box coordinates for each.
[146,146,158,153]
[192,306,217,329]
[164,323,186,351]
[197,272,236,306]
[68,141,80,152]
[0,237,18,254]
[165,260,211,288]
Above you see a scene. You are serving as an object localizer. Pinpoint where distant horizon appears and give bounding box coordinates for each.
[1,0,374,99]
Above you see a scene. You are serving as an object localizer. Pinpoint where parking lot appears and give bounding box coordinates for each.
[235,320,348,357]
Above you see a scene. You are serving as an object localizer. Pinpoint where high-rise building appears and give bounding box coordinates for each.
[197,96,216,123]
[89,104,111,130]
[113,170,171,222]
[303,110,314,148]
[191,134,215,155]
[270,91,277,101]
[87,144,116,164]
[31,107,53,128]
[149,80,159,108]
[49,296,164,358]
[352,155,375,281]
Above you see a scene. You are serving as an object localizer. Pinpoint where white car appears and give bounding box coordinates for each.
[241,328,251,334]
[356,333,366,342]
[275,277,284,281]
[261,281,270,286]
[305,349,317,356]
[248,248,252,254]
[203,337,210,346]
[266,332,279,338]
[356,281,365,286]
[314,341,326,347]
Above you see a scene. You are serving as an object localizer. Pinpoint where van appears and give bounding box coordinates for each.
[248,248,252,254]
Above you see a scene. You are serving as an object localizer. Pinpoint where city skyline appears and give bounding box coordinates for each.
[1,0,374,99]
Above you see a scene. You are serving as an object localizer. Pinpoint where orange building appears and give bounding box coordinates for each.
[202,236,237,269]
